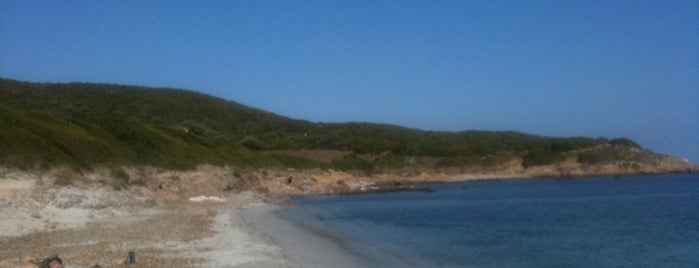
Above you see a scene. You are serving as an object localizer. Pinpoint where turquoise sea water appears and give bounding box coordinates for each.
[282,174,699,267]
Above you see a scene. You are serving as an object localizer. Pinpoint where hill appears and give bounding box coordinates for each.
[0,78,693,175]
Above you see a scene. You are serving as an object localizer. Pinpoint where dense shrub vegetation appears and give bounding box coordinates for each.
[0,78,639,170]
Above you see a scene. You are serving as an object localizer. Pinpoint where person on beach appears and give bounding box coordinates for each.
[39,256,63,268]
[287,176,293,184]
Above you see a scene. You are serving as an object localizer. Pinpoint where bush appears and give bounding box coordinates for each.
[53,167,81,186]
[332,154,374,175]
[577,147,623,164]
[610,138,641,149]
[110,167,131,190]
[522,150,562,168]
[239,136,264,150]
[374,155,412,169]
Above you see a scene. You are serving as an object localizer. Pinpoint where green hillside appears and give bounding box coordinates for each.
[0,78,638,170]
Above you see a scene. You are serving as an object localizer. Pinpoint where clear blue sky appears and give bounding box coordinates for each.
[1,0,698,162]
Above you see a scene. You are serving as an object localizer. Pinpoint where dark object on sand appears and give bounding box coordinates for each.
[38,255,63,268]
[128,251,136,264]
[287,176,293,184]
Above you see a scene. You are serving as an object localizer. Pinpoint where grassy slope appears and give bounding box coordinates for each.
[0,78,637,170]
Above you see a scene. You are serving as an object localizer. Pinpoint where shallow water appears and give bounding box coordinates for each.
[282,174,699,267]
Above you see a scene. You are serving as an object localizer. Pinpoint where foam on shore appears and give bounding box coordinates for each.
[241,203,362,267]
[241,203,414,268]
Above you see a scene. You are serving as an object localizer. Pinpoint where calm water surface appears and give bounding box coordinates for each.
[283,174,699,267]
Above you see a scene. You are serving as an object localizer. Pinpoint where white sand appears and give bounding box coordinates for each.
[0,176,369,267]
[0,168,397,267]
[184,203,289,268]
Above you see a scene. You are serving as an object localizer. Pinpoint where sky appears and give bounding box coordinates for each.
[1,0,698,162]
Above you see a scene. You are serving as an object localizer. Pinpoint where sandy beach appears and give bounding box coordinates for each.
[0,168,369,268]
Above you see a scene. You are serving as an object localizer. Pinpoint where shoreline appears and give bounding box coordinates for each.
[245,201,419,268]
[267,170,696,199]
[1,165,696,267]
[241,203,364,268]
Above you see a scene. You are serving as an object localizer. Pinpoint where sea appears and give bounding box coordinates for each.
[281,174,699,267]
